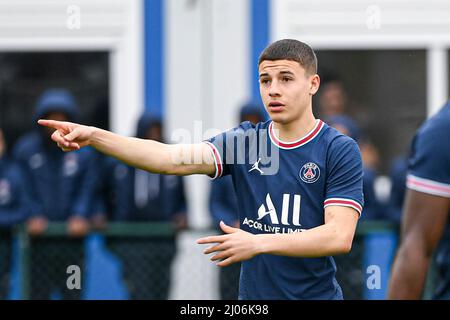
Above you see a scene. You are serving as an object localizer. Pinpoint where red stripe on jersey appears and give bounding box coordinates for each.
[205,142,223,179]
[324,199,363,214]
[407,175,450,195]
[269,120,324,149]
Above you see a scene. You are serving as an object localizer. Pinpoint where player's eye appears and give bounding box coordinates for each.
[260,78,270,84]
[282,76,292,82]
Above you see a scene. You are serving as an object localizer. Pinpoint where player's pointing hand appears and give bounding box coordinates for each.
[197,221,261,267]
[38,119,94,152]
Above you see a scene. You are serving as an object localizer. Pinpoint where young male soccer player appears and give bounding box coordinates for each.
[388,102,450,300]
[38,39,364,300]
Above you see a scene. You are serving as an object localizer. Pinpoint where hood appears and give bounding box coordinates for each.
[34,89,78,121]
[136,114,162,139]
[239,102,266,122]
[325,115,361,141]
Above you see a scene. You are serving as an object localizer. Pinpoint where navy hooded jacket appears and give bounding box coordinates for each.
[386,156,408,224]
[0,155,29,227]
[93,114,187,222]
[208,103,265,228]
[209,176,239,228]
[325,115,383,220]
[13,89,96,221]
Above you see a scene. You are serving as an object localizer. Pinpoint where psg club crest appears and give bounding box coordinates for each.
[299,162,320,184]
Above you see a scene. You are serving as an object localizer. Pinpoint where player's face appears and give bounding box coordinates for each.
[259,59,319,124]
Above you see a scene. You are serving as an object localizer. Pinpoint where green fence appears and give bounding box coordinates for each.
[16,222,175,300]
[6,221,435,300]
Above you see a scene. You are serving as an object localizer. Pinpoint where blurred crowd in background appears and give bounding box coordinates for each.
[0,70,418,299]
[2,0,450,302]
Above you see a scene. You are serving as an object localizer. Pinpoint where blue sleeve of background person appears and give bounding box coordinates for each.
[112,162,133,221]
[386,158,408,223]
[71,148,98,218]
[360,167,381,221]
[12,135,44,217]
[326,136,364,211]
[408,117,450,185]
[209,177,239,226]
[91,195,106,216]
[92,155,133,221]
[0,162,30,226]
[89,153,109,216]
[204,121,256,179]
[90,152,118,217]
[169,176,187,217]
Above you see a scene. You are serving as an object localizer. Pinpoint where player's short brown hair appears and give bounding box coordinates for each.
[258,39,318,75]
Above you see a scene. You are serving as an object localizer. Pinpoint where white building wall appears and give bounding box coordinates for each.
[165,0,251,230]
[166,0,251,299]
[0,0,144,135]
[271,0,450,116]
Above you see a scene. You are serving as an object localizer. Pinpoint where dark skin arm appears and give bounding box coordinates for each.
[388,189,450,299]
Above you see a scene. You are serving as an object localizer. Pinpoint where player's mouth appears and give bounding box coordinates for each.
[268,101,285,112]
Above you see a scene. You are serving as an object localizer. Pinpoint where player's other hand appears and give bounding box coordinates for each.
[37,119,95,152]
[67,216,90,237]
[26,216,48,236]
[197,221,260,267]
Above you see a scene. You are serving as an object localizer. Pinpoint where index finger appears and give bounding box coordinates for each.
[37,119,68,131]
[196,234,228,244]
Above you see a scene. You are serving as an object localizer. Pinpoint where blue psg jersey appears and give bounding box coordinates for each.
[205,119,364,300]
[406,102,450,299]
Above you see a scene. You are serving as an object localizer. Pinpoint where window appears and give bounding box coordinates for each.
[315,50,426,173]
[0,52,109,150]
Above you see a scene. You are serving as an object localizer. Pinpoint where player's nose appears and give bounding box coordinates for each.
[268,81,281,97]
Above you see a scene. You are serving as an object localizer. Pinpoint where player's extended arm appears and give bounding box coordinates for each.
[197,206,358,267]
[387,189,450,299]
[37,119,215,176]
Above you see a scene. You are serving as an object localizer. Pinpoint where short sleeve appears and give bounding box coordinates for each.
[203,132,231,179]
[406,121,450,198]
[324,137,364,216]
[203,121,256,180]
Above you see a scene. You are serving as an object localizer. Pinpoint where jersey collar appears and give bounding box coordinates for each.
[269,119,324,150]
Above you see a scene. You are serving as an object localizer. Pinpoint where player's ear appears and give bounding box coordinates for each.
[310,74,320,95]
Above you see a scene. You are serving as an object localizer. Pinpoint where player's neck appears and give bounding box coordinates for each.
[272,112,317,142]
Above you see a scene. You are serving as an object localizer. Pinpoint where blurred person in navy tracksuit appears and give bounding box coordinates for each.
[328,115,405,224]
[0,128,29,299]
[209,102,266,300]
[92,114,187,300]
[325,115,384,299]
[386,157,408,225]
[13,89,96,299]
[325,115,383,221]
